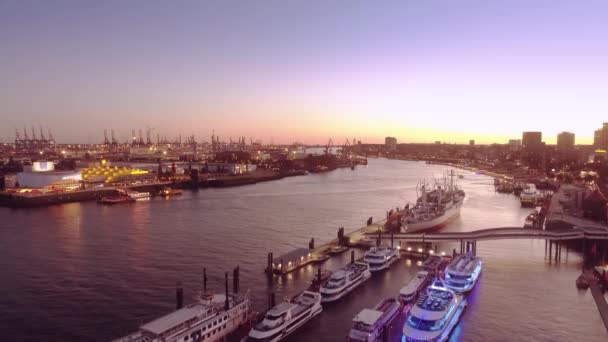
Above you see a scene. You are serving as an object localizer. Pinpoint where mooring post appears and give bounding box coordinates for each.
[176,281,183,309]
[391,233,394,248]
[554,241,559,262]
[203,268,208,292]
[549,240,552,259]
[351,250,355,264]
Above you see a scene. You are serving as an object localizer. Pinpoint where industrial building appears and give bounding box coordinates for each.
[15,161,82,190]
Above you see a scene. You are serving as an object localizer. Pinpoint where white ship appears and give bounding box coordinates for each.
[399,271,430,305]
[363,246,400,272]
[247,291,322,342]
[320,262,371,303]
[401,278,467,342]
[112,293,251,342]
[401,170,465,233]
[444,252,482,293]
[348,298,401,342]
[520,183,538,207]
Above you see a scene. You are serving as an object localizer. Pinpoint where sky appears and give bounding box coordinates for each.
[1,0,607,145]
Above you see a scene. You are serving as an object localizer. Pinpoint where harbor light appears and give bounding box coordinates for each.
[441,252,446,256]
[417,248,423,253]
[397,246,401,250]
[429,250,434,254]
[407,247,412,252]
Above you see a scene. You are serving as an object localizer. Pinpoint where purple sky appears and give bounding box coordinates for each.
[1,0,607,144]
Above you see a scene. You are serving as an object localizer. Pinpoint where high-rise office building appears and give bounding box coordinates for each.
[385,137,397,151]
[557,132,575,151]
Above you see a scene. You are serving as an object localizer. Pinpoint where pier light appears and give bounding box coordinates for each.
[429,250,434,254]
[307,253,312,257]
[288,261,292,265]
[397,246,401,250]
[441,252,446,256]
[407,247,412,252]
[417,248,423,253]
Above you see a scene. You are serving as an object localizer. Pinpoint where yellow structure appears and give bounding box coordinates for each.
[81,165,149,183]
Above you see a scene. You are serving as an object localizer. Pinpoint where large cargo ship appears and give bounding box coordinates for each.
[400,170,465,233]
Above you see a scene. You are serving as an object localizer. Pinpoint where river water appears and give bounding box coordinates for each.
[0,158,606,342]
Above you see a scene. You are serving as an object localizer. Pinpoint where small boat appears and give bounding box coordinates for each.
[313,254,331,263]
[402,277,466,342]
[399,271,430,305]
[159,188,183,197]
[308,269,332,292]
[576,274,590,290]
[444,252,482,293]
[523,210,539,229]
[328,245,348,255]
[363,246,400,272]
[247,291,322,342]
[320,262,371,303]
[347,298,400,342]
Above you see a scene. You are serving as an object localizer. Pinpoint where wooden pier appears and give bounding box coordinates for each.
[590,283,608,332]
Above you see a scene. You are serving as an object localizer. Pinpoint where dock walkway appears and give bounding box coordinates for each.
[590,284,608,332]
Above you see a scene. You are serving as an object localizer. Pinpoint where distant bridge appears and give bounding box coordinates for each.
[363,226,608,243]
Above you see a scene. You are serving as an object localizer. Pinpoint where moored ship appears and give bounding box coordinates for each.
[399,271,430,305]
[364,246,400,272]
[112,292,251,342]
[444,252,482,293]
[348,298,401,342]
[320,262,371,303]
[401,278,466,342]
[401,170,465,233]
[247,291,322,342]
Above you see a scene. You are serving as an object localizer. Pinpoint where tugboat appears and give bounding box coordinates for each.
[247,291,322,342]
[347,298,400,342]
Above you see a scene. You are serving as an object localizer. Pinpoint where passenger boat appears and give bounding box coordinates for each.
[400,171,465,233]
[112,292,251,342]
[247,291,322,342]
[401,278,467,342]
[422,255,442,273]
[320,262,371,303]
[399,271,430,305]
[444,252,482,293]
[364,246,400,272]
[348,298,400,342]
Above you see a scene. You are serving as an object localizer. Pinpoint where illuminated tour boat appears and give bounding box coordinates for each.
[444,252,482,293]
[247,291,322,342]
[364,246,401,272]
[320,262,371,303]
[401,278,467,342]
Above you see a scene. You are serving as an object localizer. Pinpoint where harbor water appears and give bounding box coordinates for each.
[0,158,606,342]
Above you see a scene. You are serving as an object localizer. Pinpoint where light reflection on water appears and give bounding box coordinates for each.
[0,158,606,342]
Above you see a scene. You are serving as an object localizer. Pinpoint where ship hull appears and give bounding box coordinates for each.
[403,202,462,233]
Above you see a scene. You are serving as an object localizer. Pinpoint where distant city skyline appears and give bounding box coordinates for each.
[1,1,606,144]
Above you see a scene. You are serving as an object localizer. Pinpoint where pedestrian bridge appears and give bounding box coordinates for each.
[364,226,608,243]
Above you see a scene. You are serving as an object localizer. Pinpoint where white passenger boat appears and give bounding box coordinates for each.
[247,291,322,342]
[364,246,400,272]
[520,183,538,207]
[401,278,467,342]
[112,293,251,342]
[348,298,401,342]
[444,252,482,293]
[320,262,371,303]
[399,271,430,305]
